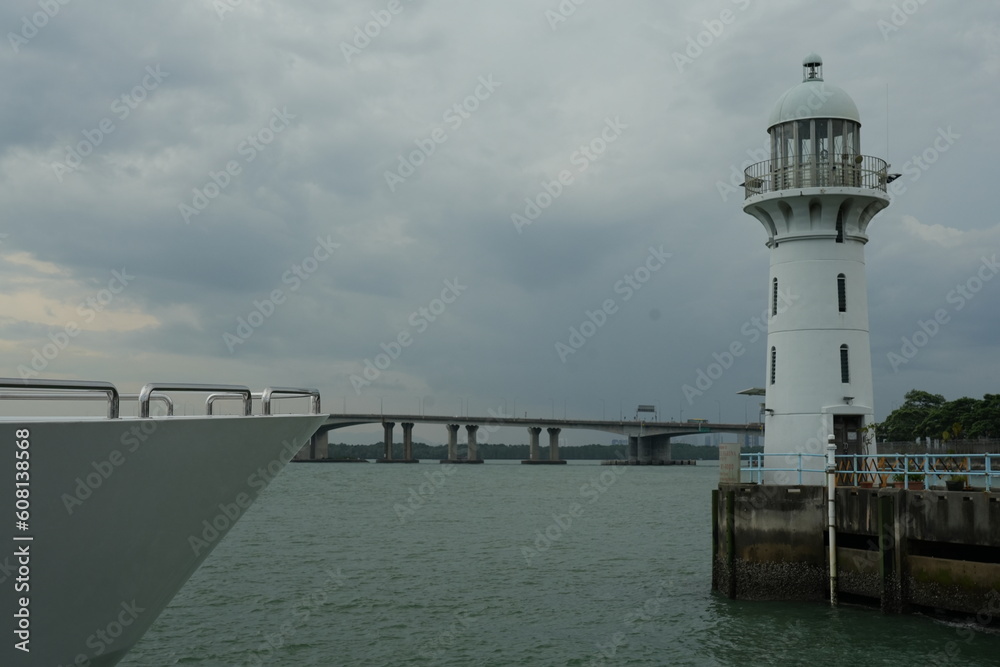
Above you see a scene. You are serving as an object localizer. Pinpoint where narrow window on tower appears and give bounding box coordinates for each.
[840,345,850,383]
[770,346,777,385]
[772,278,778,317]
[837,274,846,312]
[836,211,844,243]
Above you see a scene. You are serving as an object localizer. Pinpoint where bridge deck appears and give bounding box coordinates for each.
[319,414,763,437]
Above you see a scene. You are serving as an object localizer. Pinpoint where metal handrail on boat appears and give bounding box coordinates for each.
[0,379,321,420]
[206,391,262,415]
[0,378,120,419]
[207,387,321,415]
[0,392,173,416]
[138,383,252,417]
[262,387,321,415]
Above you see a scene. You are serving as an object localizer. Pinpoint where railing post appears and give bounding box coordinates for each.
[987,455,993,493]
[797,452,803,485]
[826,436,838,607]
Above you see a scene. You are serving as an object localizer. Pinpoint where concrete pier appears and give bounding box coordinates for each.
[521,426,566,464]
[446,424,459,461]
[440,423,484,463]
[380,422,394,461]
[395,422,418,463]
[376,421,417,463]
[547,427,566,464]
[294,429,328,461]
[712,484,1000,618]
[466,425,480,462]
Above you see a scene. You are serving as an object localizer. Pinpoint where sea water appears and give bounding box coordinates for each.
[120,462,1000,666]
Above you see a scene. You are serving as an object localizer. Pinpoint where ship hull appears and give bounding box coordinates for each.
[3,414,325,666]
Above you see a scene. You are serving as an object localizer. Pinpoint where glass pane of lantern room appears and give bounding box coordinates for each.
[797,120,812,163]
[817,119,830,157]
[832,119,844,158]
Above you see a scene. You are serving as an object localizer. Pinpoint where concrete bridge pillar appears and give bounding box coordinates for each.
[638,435,651,463]
[466,424,479,461]
[528,427,541,461]
[311,429,328,460]
[402,422,414,461]
[547,427,561,461]
[446,424,460,461]
[628,436,638,463]
[383,422,395,461]
[295,428,326,461]
[652,435,672,463]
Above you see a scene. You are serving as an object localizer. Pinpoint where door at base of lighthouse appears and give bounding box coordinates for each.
[833,415,864,455]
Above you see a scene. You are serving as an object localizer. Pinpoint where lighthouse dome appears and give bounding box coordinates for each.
[767,54,861,129]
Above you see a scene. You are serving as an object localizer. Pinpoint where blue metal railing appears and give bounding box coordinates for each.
[740,452,826,485]
[740,452,998,491]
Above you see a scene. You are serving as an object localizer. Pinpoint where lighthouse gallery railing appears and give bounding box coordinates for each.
[743,155,889,198]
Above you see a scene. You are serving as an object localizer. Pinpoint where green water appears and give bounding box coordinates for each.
[120,462,999,666]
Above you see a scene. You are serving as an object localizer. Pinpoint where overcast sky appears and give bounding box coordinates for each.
[1,1,997,444]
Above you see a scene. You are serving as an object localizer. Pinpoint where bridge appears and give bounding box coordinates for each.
[298,415,763,464]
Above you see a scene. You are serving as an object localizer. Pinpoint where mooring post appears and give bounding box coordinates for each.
[877,492,896,613]
[725,488,736,599]
[711,489,719,592]
[826,435,838,607]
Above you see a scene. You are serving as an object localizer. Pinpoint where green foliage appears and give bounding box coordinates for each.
[880,390,1000,442]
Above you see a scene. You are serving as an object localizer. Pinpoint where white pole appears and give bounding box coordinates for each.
[826,434,838,607]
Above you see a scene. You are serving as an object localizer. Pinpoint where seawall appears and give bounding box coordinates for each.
[712,484,1000,618]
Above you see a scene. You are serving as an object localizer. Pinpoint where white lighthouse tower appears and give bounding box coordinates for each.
[742,54,890,483]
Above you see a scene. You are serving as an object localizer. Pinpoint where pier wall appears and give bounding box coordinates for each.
[712,484,1000,617]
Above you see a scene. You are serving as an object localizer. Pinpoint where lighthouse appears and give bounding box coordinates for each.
[742,54,890,483]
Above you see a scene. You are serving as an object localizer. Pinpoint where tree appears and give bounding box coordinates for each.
[879,389,945,441]
[880,390,1000,443]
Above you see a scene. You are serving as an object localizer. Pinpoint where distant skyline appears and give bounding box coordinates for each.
[1,1,997,445]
